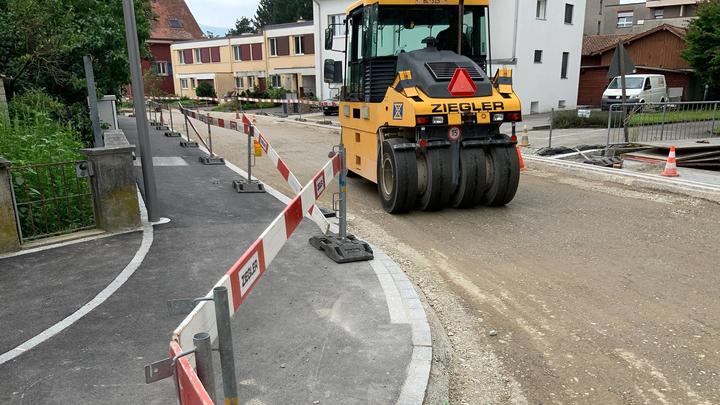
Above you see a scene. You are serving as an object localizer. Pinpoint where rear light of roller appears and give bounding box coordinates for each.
[504,112,522,122]
[416,115,446,125]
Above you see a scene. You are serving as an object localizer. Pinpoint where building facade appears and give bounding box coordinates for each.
[170,21,317,98]
[585,0,702,36]
[144,0,204,95]
[313,0,585,114]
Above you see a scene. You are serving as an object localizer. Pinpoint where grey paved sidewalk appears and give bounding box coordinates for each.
[0,115,427,404]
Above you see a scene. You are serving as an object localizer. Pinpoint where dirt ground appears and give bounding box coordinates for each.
[165,110,720,405]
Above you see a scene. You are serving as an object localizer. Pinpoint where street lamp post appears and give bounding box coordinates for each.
[122,0,159,222]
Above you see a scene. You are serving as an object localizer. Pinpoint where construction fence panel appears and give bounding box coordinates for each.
[607,101,719,146]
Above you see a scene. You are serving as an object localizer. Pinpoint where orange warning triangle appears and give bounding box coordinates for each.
[448,68,477,97]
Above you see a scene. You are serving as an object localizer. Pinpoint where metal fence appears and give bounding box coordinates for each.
[607,101,719,145]
[9,161,96,243]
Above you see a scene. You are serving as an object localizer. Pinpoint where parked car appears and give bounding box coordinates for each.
[322,99,339,116]
[601,74,668,110]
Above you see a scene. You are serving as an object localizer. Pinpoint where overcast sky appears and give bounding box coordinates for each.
[186,0,260,29]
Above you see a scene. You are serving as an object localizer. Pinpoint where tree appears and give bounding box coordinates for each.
[0,0,153,103]
[683,0,720,98]
[195,82,216,98]
[228,17,254,35]
[253,0,312,29]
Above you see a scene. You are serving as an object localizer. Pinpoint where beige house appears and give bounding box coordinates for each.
[170,20,316,98]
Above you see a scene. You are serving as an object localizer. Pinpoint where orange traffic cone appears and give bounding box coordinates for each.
[516,146,525,171]
[661,146,680,177]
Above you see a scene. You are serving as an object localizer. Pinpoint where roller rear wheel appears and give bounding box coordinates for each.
[480,145,520,206]
[377,138,418,214]
[451,147,488,208]
[418,147,453,211]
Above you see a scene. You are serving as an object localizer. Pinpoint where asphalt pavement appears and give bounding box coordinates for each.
[0,115,427,404]
[200,114,720,405]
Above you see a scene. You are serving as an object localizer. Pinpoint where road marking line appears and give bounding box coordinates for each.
[0,190,154,366]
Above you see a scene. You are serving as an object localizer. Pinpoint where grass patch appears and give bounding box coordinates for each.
[212,100,276,112]
[551,110,610,129]
[628,109,717,126]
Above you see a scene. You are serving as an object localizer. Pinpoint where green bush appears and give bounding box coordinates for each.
[551,110,610,129]
[265,86,286,100]
[195,82,216,98]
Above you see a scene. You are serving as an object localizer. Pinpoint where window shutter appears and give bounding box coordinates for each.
[210,47,221,63]
[276,36,290,56]
[302,34,314,55]
[201,48,210,63]
[240,44,251,61]
[251,43,263,60]
[183,49,193,64]
[167,63,173,75]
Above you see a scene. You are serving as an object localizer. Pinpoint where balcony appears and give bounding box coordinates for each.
[646,0,701,8]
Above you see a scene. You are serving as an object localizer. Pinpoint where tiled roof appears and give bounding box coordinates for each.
[149,0,204,41]
[583,34,634,56]
[584,24,688,56]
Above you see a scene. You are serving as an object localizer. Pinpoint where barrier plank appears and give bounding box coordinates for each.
[169,341,214,405]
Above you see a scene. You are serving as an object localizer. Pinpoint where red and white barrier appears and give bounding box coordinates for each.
[169,342,214,405]
[172,153,341,350]
[242,113,337,235]
[149,95,339,108]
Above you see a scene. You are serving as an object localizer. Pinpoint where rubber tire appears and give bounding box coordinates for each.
[480,145,520,206]
[418,147,453,211]
[377,138,418,214]
[451,147,487,208]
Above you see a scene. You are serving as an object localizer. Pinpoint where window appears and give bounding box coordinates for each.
[235,76,243,88]
[233,46,241,61]
[328,14,346,36]
[561,52,569,79]
[154,61,169,76]
[168,18,183,28]
[558,100,566,109]
[564,4,574,24]
[178,50,185,64]
[617,12,633,28]
[194,49,202,63]
[534,50,543,63]
[190,78,196,88]
[271,75,281,87]
[247,76,255,88]
[180,78,188,89]
[536,0,547,19]
[269,38,277,56]
[294,35,304,55]
[655,8,664,19]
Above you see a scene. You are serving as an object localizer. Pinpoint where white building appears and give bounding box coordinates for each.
[313,0,586,113]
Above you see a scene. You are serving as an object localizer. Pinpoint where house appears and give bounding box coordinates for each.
[578,24,697,106]
[313,0,586,114]
[144,0,205,94]
[584,0,703,36]
[170,21,317,98]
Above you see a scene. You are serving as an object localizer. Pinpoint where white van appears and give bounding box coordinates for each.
[601,74,668,110]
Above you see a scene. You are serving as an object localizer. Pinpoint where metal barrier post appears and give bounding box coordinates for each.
[213,287,239,405]
[548,108,554,148]
[309,141,373,263]
[712,102,718,136]
[233,122,265,192]
[193,332,217,403]
[180,106,199,148]
[338,143,348,240]
[199,113,224,164]
[660,103,667,141]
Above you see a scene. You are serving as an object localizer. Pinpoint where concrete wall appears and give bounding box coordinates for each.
[0,158,20,253]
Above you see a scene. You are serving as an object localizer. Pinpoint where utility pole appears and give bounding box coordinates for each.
[618,43,629,143]
[122,0,159,222]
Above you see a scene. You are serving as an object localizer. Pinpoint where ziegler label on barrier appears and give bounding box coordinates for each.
[314,173,326,199]
[239,252,261,297]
